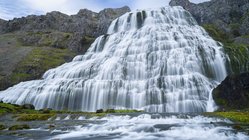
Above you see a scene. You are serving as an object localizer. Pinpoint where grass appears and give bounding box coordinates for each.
[16,114,55,121]
[204,111,249,123]
[0,103,39,115]
[0,102,142,121]
[9,47,76,84]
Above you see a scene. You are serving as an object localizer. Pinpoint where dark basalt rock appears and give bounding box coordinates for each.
[96,109,104,113]
[212,73,249,110]
[39,108,53,114]
[21,104,35,110]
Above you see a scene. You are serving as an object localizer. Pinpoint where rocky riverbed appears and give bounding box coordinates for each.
[0,103,249,139]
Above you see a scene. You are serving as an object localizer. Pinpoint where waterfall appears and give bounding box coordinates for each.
[0,6,227,113]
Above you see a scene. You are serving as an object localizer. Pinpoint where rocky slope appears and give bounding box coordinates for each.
[212,73,249,110]
[0,6,130,52]
[0,6,130,90]
[170,0,249,37]
[170,0,249,74]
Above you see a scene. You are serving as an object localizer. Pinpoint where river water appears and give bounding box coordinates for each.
[1,113,248,140]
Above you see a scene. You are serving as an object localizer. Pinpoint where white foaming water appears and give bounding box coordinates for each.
[0,6,227,112]
[52,114,249,140]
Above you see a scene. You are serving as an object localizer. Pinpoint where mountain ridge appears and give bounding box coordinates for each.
[0,6,130,90]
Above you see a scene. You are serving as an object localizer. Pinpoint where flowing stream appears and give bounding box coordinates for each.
[50,114,248,140]
[0,6,227,113]
[1,113,248,140]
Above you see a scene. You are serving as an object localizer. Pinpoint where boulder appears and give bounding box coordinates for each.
[21,104,35,110]
[212,73,249,110]
[96,109,104,113]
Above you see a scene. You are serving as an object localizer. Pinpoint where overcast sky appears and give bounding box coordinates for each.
[0,0,210,20]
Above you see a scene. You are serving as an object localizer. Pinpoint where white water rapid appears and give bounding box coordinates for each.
[51,114,249,140]
[0,6,227,112]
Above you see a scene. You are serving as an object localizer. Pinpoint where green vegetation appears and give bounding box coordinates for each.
[105,109,142,113]
[205,111,249,123]
[0,102,39,115]
[17,114,55,121]
[8,124,30,131]
[0,31,78,90]
[9,47,75,84]
[0,124,6,130]
[0,102,142,122]
[22,31,73,48]
[202,24,249,73]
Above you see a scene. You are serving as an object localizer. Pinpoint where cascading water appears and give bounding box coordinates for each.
[0,6,227,113]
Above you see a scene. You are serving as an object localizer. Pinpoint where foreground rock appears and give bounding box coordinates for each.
[212,73,249,110]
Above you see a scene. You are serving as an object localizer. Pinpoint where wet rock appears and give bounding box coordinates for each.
[212,72,249,110]
[0,124,6,130]
[48,124,55,129]
[21,104,35,110]
[39,108,53,114]
[96,109,104,113]
[8,124,30,131]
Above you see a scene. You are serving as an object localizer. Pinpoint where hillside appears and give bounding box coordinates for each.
[0,6,130,90]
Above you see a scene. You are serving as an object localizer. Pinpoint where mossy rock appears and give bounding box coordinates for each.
[16,114,55,121]
[0,124,6,130]
[8,124,30,131]
[212,73,249,110]
[205,112,249,123]
[0,102,39,115]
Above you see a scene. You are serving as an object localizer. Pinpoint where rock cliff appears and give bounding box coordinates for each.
[0,6,130,90]
[170,0,249,37]
[212,73,249,110]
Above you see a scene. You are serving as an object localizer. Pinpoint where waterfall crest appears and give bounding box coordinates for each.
[0,6,227,112]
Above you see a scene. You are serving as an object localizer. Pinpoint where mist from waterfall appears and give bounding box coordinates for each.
[0,6,227,113]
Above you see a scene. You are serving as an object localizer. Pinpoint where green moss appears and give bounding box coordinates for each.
[109,109,142,113]
[205,112,249,123]
[8,124,30,130]
[9,47,76,84]
[0,103,21,115]
[241,35,249,38]
[0,124,6,130]
[16,114,55,121]
[202,24,231,43]
[0,102,142,121]
[202,24,249,73]
[0,103,39,115]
